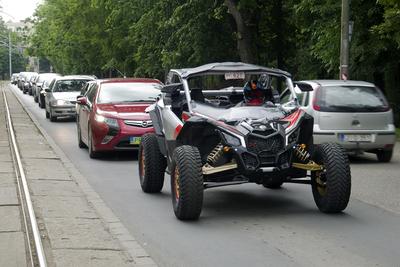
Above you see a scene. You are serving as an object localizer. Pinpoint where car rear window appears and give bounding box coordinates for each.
[315,85,389,112]
[97,82,162,104]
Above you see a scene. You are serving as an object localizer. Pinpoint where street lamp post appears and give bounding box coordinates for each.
[9,32,12,78]
[340,0,350,80]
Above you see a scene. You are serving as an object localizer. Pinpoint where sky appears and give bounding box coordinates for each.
[1,0,42,22]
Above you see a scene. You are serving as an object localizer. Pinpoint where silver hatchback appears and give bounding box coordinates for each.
[281,80,396,162]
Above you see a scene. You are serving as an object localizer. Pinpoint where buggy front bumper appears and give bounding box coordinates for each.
[231,146,292,176]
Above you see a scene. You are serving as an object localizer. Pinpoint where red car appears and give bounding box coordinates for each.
[76,78,162,158]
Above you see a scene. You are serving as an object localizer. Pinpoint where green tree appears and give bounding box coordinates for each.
[0,19,26,79]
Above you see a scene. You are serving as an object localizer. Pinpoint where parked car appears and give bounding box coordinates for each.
[76,78,162,158]
[18,72,30,90]
[281,80,396,162]
[27,72,39,95]
[22,72,38,94]
[139,62,351,220]
[45,75,95,121]
[11,73,18,84]
[34,73,61,104]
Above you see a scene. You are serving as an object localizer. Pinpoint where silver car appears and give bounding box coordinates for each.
[281,80,396,162]
[45,75,95,122]
[34,73,61,104]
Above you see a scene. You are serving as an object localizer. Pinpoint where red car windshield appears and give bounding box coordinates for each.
[97,82,162,104]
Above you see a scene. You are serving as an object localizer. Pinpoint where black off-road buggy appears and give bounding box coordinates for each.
[139,62,351,220]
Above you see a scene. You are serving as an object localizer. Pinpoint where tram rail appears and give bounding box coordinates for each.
[2,87,47,267]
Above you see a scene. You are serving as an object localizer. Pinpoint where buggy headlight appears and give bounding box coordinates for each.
[221,132,241,147]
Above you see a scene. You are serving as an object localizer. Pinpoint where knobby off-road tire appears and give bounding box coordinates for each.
[376,149,393,163]
[311,143,351,213]
[171,145,203,220]
[139,133,167,193]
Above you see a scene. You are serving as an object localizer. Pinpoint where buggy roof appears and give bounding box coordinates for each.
[171,62,291,79]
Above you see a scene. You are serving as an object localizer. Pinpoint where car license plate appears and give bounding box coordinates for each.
[338,134,374,143]
[129,137,141,145]
[224,72,245,80]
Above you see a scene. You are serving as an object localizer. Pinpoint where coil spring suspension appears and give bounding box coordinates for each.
[207,143,224,166]
[293,144,310,163]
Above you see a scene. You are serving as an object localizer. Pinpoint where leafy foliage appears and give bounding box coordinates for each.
[0,19,26,78]
[29,0,400,122]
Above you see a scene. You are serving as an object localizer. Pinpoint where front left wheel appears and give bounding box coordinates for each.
[77,120,86,148]
[49,108,57,122]
[138,133,167,193]
[88,128,100,158]
[311,143,351,213]
[171,145,204,220]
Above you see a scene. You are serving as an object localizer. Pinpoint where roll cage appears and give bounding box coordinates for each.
[165,62,299,114]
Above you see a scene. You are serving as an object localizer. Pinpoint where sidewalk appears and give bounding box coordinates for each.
[1,83,157,266]
[0,86,27,266]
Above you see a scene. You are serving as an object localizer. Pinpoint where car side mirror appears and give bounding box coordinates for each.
[76,96,88,105]
[294,82,313,92]
[44,88,51,93]
[162,83,183,94]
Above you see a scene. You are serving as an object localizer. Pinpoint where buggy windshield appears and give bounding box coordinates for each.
[186,73,292,108]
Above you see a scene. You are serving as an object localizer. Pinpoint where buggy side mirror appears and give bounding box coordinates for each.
[162,83,183,94]
[294,82,313,92]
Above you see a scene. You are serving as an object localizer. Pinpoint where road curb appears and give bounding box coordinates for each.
[9,85,157,266]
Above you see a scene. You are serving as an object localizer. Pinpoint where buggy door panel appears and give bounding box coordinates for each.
[148,100,164,136]
[161,106,183,141]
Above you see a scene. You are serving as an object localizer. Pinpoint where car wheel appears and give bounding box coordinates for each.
[39,96,44,108]
[45,108,50,119]
[376,149,393,162]
[139,133,167,193]
[311,143,351,213]
[49,108,57,122]
[88,127,100,158]
[77,120,87,148]
[171,145,203,220]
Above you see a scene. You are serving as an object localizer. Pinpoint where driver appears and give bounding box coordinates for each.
[243,80,266,106]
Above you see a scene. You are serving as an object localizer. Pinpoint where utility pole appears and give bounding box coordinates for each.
[9,32,12,78]
[340,0,350,80]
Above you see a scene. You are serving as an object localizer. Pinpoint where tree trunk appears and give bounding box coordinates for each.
[273,0,283,70]
[224,0,255,63]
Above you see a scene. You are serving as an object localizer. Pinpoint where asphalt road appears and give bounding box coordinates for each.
[11,84,400,267]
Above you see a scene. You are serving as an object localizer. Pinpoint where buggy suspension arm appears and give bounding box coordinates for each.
[292,161,324,171]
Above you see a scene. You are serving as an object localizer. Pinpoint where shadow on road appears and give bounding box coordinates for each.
[348,154,379,164]
[92,150,139,161]
[198,185,354,223]
[50,117,77,123]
